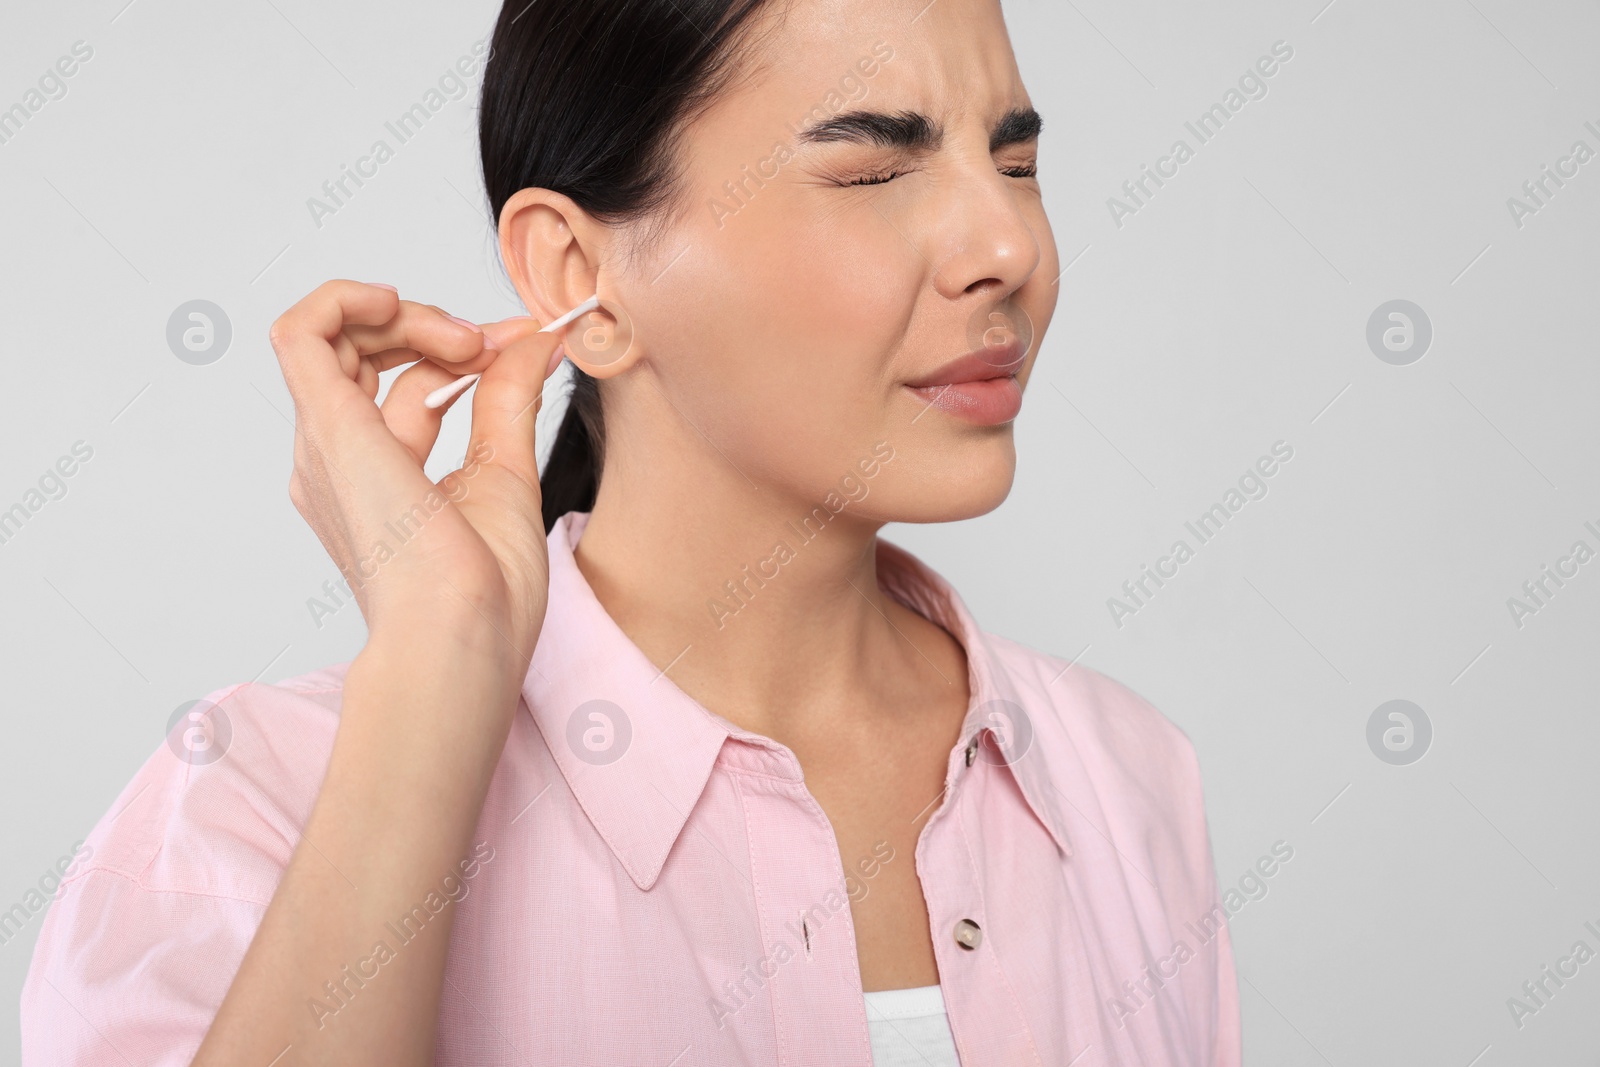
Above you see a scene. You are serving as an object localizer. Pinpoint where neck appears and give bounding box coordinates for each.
[571,466,954,746]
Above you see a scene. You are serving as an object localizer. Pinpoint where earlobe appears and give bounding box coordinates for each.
[558,295,638,379]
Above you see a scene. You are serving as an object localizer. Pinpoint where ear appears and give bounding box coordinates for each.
[498,188,638,379]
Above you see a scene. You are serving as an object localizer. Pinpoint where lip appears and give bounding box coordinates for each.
[904,339,1026,425]
[905,339,1027,388]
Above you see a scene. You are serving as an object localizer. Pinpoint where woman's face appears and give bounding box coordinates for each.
[600,0,1058,524]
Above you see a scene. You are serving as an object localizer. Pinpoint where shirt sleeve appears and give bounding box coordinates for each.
[20,679,343,1066]
[1174,732,1242,1067]
[1167,726,1243,1067]
[21,870,270,1066]
[1211,906,1242,1067]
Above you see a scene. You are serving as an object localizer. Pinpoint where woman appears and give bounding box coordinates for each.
[22,0,1239,1064]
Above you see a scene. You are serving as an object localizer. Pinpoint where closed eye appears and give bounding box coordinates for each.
[849,170,903,186]
[850,162,1034,186]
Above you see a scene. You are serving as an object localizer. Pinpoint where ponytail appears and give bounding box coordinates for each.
[539,368,604,534]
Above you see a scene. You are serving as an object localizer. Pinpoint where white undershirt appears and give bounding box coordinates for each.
[863,983,961,1066]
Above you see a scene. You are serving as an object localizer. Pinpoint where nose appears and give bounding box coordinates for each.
[928,160,1042,302]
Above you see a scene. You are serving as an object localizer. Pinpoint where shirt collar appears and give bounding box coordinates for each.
[521,511,1071,892]
[872,535,1073,861]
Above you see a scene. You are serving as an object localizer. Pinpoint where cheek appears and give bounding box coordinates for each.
[643,200,922,446]
[731,201,915,371]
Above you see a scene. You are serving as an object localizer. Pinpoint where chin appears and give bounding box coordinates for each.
[869,438,1018,525]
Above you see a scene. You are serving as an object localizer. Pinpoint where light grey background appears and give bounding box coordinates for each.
[3,0,1597,1063]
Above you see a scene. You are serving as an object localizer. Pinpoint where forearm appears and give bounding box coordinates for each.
[192,631,523,1067]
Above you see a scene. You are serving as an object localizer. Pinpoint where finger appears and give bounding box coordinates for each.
[464,328,563,494]
[357,316,545,379]
[479,315,543,355]
[269,280,405,404]
[343,301,497,369]
[379,359,465,466]
[366,312,550,466]
[356,356,379,402]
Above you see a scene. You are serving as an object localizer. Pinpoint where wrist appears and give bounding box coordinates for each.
[339,631,529,778]
[363,611,535,699]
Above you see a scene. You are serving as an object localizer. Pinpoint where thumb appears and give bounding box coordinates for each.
[465,323,562,493]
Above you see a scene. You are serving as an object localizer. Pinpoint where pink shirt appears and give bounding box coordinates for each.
[22,510,1240,1066]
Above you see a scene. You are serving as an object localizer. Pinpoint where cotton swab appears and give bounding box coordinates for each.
[422,294,601,410]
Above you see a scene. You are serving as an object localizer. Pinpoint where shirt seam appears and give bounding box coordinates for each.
[733,773,789,1067]
[713,766,804,786]
[791,783,873,1067]
[955,790,1046,1067]
[47,864,274,909]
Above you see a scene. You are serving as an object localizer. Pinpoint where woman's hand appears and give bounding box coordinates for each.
[269,279,561,697]
[190,282,564,1067]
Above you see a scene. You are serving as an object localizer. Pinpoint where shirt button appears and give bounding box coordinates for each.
[964,736,979,766]
[953,918,982,950]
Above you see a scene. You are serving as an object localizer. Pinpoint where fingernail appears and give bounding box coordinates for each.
[367,282,398,291]
[446,315,483,333]
[545,343,566,379]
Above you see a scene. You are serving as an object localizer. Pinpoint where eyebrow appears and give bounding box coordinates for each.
[795,106,1042,153]
[989,107,1043,152]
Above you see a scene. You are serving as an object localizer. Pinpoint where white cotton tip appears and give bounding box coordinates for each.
[538,294,601,333]
[424,372,479,410]
[421,296,600,411]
